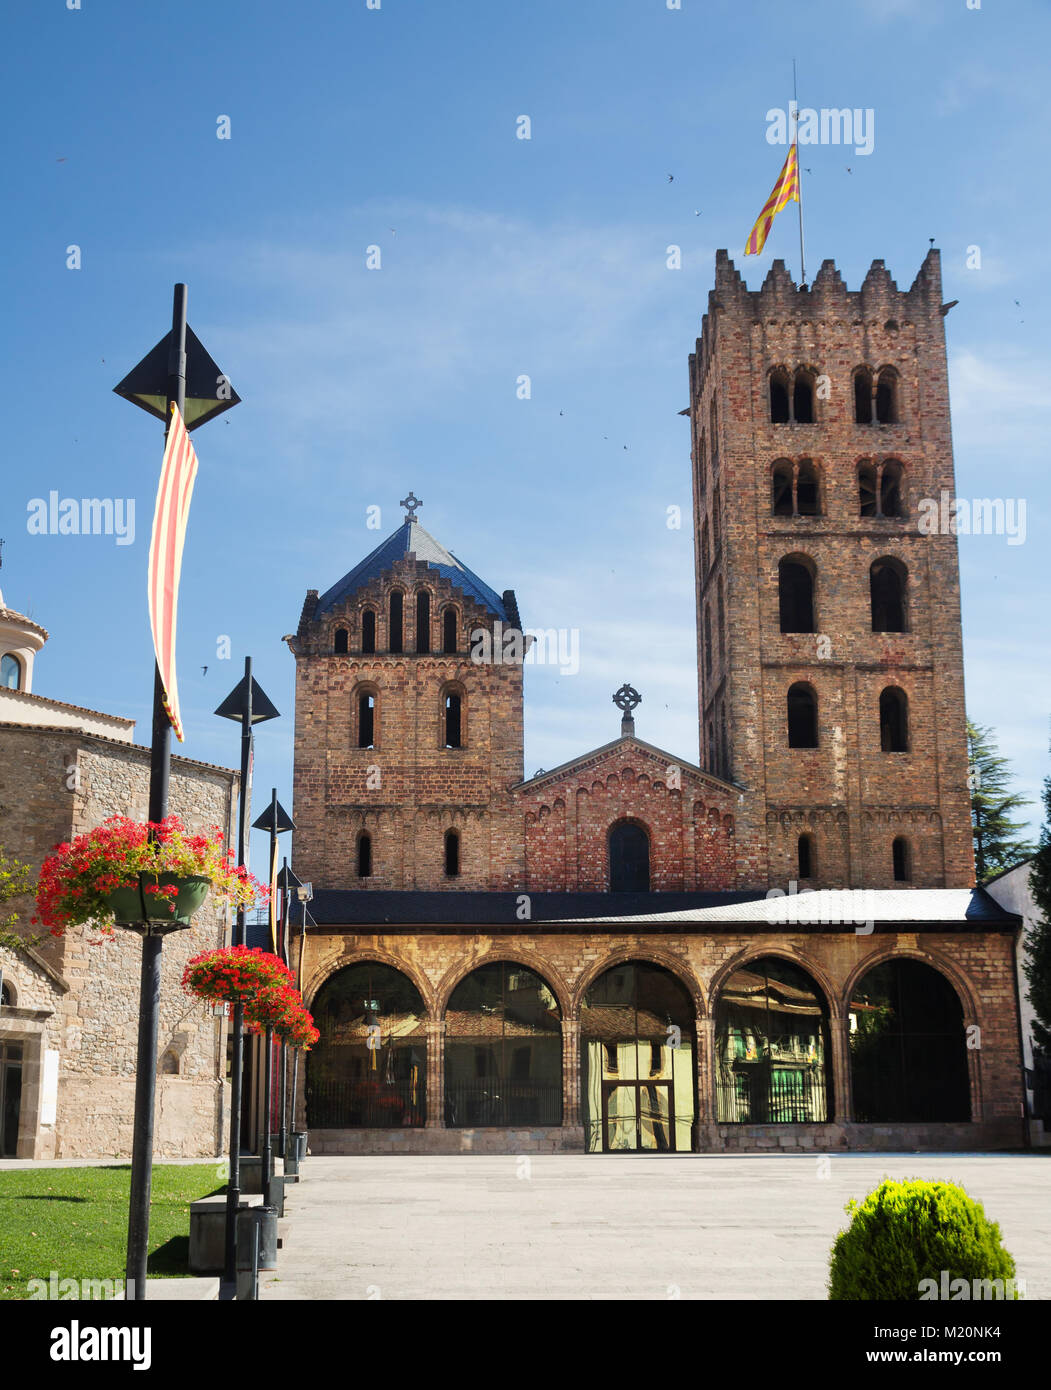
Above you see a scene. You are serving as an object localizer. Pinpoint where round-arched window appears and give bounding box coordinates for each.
[1,654,21,690]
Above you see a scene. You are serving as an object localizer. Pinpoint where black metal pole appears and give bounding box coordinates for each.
[222,656,253,1296]
[125,282,187,1302]
[278,859,289,1159]
[261,789,278,1209]
[289,895,306,1140]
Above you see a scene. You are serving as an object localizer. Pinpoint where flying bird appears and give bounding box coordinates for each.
[694,209,702,216]
[201,666,208,676]
[845,166,852,175]
[56,157,67,163]
[667,174,674,183]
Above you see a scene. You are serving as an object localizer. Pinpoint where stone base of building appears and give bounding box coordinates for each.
[306,1119,1026,1156]
[308,1126,587,1155]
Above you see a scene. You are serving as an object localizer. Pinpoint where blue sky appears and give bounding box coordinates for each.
[2,0,1048,865]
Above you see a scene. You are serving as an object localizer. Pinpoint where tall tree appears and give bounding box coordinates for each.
[1024,766,1051,1052]
[967,719,1035,882]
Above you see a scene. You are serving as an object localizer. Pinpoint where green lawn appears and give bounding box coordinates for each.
[0,1164,224,1300]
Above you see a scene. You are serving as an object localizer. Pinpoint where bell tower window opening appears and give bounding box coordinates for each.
[444,829,461,878]
[442,608,458,654]
[389,591,404,653]
[357,832,373,879]
[334,628,348,655]
[787,682,818,749]
[792,371,815,424]
[361,609,376,654]
[798,833,815,880]
[854,368,873,425]
[358,692,376,749]
[876,369,898,424]
[770,370,791,424]
[879,687,909,752]
[416,590,431,654]
[778,557,815,634]
[892,836,910,881]
[444,692,462,749]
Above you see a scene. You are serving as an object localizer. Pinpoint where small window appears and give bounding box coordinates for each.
[358,693,376,749]
[0,654,21,690]
[858,462,878,518]
[444,829,460,877]
[709,398,719,470]
[880,460,903,517]
[778,558,815,633]
[701,518,711,575]
[854,369,873,425]
[770,371,791,424]
[787,683,818,748]
[876,369,898,424]
[892,836,910,881]
[334,628,348,655]
[798,833,815,880]
[160,1051,180,1076]
[0,980,13,1007]
[389,591,403,653]
[703,607,713,677]
[442,609,458,654]
[880,687,909,752]
[444,693,462,749]
[357,832,372,878]
[793,372,814,424]
[796,459,821,516]
[870,559,907,633]
[361,609,376,654]
[416,590,431,654]
[717,586,726,659]
[771,461,793,516]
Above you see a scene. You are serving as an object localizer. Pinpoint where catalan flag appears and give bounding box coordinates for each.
[744,142,800,257]
[147,402,198,742]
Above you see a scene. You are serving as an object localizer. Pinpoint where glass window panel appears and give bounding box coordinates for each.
[715,957,831,1123]
[445,962,562,1127]
[308,963,426,1128]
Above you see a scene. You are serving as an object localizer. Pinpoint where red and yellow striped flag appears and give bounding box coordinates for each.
[147,402,199,742]
[744,143,800,257]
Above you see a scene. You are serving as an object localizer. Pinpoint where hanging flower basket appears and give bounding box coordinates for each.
[105,874,212,928]
[244,982,320,1050]
[182,945,294,1005]
[33,815,267,937]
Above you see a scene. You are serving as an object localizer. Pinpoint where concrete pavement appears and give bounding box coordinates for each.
[260,1151,1051,1300]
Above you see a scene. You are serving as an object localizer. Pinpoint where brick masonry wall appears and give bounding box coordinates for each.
[0,725,236,1157]
[518,743,740,890]
[292,925,1024,1152]
[688,250,975,890]
[291,555,526,891]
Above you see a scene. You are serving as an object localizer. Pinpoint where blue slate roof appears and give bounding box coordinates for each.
[315,519,511,620]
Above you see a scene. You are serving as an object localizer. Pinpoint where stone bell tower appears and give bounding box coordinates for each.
[287,494,526,891]
[687,249,974,890]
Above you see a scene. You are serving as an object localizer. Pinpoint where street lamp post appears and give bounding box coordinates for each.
[214,661,279,1298]
[113,283,239,1301]
[275,861,303,1158]
[290,882,313,1146]
[252,791,294,1210]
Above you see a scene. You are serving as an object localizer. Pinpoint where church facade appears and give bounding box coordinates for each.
[286,250,1025,1155]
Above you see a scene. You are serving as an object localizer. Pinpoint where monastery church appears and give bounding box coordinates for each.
[0,248,1027,1159]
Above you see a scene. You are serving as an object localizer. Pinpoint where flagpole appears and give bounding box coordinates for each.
[793,59,807,286]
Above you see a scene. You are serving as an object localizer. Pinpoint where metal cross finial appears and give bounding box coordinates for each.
[400,491,423,522]
[613,684,641,713]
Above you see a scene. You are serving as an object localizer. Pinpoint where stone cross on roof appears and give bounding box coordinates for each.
[400,491,423,522]
[613,683,641,736]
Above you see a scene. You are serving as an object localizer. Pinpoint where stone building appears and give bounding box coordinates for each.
[285,251,1026,1155]
[0,590,237,1158]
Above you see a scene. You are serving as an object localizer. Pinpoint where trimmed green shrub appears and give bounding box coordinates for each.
[828,1178,1018,1300]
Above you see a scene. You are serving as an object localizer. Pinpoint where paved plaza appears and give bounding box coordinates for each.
[260,1151,1051,1301]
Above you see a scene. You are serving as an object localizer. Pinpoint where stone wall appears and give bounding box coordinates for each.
[291,923,1024,1153]
[0,723,236,1157]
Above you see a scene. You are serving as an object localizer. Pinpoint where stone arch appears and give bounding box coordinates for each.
[840,945,979,1027]
[435,949,572,1021]
[303,950,437,1020]
[709,945,842,1023]
[572,947,704,1019]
